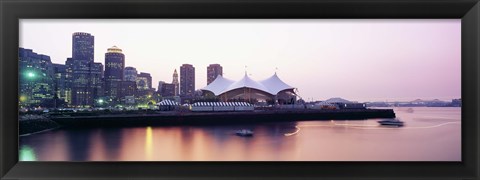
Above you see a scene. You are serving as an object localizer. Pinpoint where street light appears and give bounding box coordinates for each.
[23,71,37,108]
[26,72,36,79]
[19,95,27,102]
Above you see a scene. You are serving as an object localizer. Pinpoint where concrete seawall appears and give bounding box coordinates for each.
[51,109,396,127]
[19,116,61,135]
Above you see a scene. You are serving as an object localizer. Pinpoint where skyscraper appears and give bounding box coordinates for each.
[172,69,179,96]
[72,32,94,62]
[207,64,223,85]
[69,58,93,106]
[180,64,195,96]
[104,46,125,100]
[124,67,138,82]
[68,32,103,107]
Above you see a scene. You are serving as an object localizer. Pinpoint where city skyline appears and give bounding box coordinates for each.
[20,19,461,102]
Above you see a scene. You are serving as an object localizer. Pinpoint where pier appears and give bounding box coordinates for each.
[49,109,396,127]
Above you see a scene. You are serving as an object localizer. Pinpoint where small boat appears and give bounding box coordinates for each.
[236,129,254,136]
[406,108,414,113]
[378,118,405,127]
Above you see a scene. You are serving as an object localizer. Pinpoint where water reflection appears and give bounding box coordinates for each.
[145,126,153,159]
[101,128,123,160]
[19,107,461,161]
[19,145,36,161]
[87,128,124,161]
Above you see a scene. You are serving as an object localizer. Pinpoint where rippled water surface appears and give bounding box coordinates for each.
[19,107,461,161]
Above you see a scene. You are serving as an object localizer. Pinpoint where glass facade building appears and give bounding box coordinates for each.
[124,67,138,82]
[69,59,93,106]
[19,48,55,108]
[136,72,152,91]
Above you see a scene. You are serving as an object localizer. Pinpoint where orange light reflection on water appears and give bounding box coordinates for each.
[145,126,153,160]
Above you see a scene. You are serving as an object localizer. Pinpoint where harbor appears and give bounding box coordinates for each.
[19,107,460,161]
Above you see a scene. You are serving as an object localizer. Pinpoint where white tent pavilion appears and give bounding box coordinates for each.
[201,73,296,102]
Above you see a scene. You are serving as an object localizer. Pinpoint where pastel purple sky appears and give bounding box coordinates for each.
[19,19,461,102]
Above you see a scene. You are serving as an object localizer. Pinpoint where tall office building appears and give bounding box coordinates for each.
[90,62,104,100]
[72,32,94,62]
[207,64,223,85]
[52,64,68,104]
[157,81,165,93]
[180,64,195,96]
[65,58,74,104]
[68,32,104,107]
[172,69,179,96]
[136,72,152,90]
[19,48,55,107]
[56,61,100,108]
[104,46,125,100]
[69,59,93,106]
[124,67,138,82]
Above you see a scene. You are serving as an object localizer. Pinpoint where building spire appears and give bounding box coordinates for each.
[172,69,179,96]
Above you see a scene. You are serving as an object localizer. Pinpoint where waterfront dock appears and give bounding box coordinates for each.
[49,109,395,127]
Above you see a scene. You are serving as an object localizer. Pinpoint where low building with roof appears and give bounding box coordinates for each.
[200,72,297,104]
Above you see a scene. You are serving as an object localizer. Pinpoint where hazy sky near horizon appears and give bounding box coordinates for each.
[20,19,461,102]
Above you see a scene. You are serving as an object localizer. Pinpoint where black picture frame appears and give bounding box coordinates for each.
[1,0,479,179]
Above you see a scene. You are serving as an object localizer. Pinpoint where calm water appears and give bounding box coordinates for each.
[19,107,461,161]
